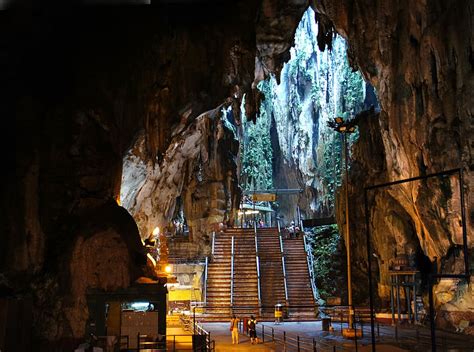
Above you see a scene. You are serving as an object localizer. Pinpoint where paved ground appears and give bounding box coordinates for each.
[202,322,279,351]
[200,321,474,352]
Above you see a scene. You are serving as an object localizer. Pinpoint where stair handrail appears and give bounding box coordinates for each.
[303,234,318,303]
[211,231,216,258]
[255,231,262,316]
[230,235,234,307]
[204,256,208,304]
[280,235,289,303]
[256,256,262,316]
[281,257,289,303]
[277,218,281,234]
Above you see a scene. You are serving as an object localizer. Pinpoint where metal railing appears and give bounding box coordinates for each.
[211,231,216,257]
[303,234,318,302]
[279,233,289,303]
[181,312,216,351]
[230,235,235,306]
[256,256,262,316]
[254,323,351,351]
[204,256,209,304]
[255,231,262,315]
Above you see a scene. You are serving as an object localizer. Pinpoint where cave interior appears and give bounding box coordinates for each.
[1,0,473,350]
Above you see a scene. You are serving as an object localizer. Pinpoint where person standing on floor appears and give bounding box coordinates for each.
[230,315,240,344]
[248,315,258,344]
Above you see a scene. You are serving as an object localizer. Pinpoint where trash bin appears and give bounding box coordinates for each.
[322,317,331,331]
[274,304,283,324]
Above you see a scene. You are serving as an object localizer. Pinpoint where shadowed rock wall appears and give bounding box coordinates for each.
[2,3,257,347]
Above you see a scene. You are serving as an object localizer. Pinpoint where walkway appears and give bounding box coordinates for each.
[202,322,278,351]
[201,321,474,352]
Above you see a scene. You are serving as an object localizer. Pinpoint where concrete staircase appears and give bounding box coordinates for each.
[283,236,316,318]
[205,232,232,318]
[230,228,259,317]
[204,227,315,321]
[257,227,287,317]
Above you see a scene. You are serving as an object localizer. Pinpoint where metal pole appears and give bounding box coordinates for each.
[365,188,376,351]
[343,133,353,328]
[231,236,234,307]
[396,276,401,322]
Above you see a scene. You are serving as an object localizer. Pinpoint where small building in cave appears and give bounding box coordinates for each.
[86,282,167,350]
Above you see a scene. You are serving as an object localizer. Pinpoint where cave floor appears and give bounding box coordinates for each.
[200,321,474,352]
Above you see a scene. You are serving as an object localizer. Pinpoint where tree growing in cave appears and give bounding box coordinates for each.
[240,86,274,192]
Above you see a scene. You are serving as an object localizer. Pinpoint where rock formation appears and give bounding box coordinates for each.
[121,104,241,259]
[256,7,369,221]
[312,0,474,331]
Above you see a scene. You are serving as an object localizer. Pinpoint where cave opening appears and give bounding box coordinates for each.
[238,6,376,305]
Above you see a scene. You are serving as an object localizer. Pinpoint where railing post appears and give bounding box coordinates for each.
[256,256,262,316]
[262,325,265,342]
[212,231,215,257]
[231,236,234,307]
[313,337,317,352]
[255,231,262,316]
[173,335,176,351]
[137,333,140,351]
[272,327,274,341]
[204,256,208,304]
[297,335,300,351]
[280,235,289,304]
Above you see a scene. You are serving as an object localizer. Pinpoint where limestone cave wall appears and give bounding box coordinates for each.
[312,0,474,331]
[121,105,241,259]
